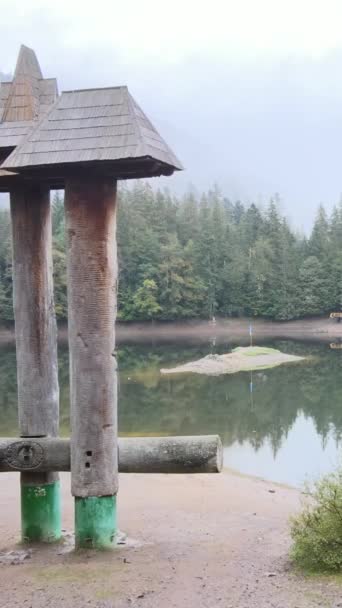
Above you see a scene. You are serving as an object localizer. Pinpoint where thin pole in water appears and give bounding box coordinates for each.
[249,370,254,410]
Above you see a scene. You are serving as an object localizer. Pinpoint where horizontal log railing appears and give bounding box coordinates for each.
[0,435,223,474]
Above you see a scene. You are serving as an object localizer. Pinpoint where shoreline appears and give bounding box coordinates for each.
[1,316,342,345]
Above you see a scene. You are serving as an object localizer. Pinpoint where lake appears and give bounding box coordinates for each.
[1,335,342,487]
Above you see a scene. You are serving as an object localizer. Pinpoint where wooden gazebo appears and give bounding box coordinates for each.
[0,46,221,550]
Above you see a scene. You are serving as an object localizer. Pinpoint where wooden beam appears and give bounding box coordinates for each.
[0,436,223,474]
[64,175,118,549]
[119,435,222,473]
[10,183,60,543]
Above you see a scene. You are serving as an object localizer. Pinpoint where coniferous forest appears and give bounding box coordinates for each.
[0,181,341,324]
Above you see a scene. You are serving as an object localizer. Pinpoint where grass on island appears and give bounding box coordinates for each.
[232,346,281,357]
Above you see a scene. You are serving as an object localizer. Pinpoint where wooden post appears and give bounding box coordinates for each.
[64,176,118,549]
[10,183,61,543]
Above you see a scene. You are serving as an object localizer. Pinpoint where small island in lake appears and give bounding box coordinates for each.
[160,346,305,376]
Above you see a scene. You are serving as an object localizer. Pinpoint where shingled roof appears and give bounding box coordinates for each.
[2,86,182,179]
[0,45,182,184]
[0,45,58,150]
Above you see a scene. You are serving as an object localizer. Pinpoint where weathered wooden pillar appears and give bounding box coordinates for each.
[10,183,60,543]
[64,175,118,549]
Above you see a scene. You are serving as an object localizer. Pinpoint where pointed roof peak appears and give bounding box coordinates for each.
[13,44,43,81]
[1,45,45,122]
[15,45,43,80]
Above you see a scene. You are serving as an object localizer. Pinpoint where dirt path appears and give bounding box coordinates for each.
[1,470,341,608]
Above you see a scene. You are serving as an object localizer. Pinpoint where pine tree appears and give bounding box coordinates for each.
[298,256,327,316]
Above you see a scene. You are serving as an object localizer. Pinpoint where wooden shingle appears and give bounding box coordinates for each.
[0,83,11,122]
[0,120,33,148]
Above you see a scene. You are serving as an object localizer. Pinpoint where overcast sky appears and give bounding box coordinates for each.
[2,0,342,230]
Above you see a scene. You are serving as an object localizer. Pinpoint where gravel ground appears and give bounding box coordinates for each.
[1,470,342,607]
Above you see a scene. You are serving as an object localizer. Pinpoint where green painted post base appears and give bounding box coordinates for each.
[75,495,117,549]
[21,480,61,543]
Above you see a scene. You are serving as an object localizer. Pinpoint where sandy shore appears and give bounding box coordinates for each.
[2,316,342,346]
[117,317,342,343]
[0,471,341,607]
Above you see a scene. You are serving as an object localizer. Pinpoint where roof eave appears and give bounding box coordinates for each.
[0,156,181,182]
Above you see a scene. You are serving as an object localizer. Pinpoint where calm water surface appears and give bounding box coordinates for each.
[1,336,342,487]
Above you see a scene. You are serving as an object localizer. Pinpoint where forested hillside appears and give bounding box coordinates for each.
[0,182,341,323]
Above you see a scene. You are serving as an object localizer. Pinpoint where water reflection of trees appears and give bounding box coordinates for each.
[1,340,342,456]
[0,346,17,435]
[116,340,342,456]
[0,345,71,437]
